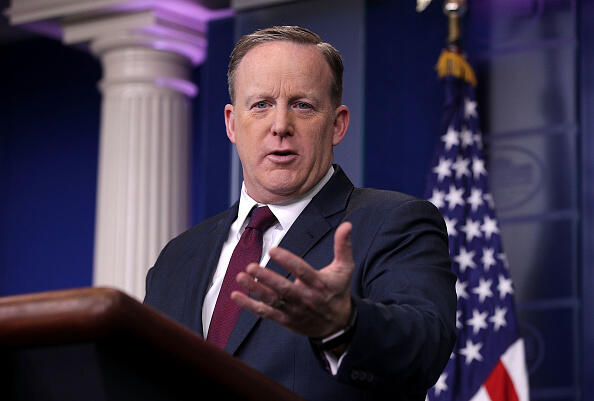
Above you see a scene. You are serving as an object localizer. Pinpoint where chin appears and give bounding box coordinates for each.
[259,182,303,203]
[268,184,299,197]
[264,173,300,191]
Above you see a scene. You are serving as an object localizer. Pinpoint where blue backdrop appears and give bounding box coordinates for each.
[0,37,100,295]
[0,1,592,400]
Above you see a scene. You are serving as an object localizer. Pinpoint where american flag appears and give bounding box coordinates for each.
[425,49,530,401]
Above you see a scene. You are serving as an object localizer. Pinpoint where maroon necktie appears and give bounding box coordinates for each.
[207,206,277,349]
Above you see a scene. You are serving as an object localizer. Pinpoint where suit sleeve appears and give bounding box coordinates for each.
[143,238,173,306]
[335,199,457,393]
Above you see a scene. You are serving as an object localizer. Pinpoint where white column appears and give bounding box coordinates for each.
[6,1,233,300]
[59,7,220,300]
[92,42,195,300]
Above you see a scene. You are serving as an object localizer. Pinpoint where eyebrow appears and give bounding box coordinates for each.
[246,92,321,103]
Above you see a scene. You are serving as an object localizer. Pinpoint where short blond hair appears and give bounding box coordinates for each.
[227,25,344,107]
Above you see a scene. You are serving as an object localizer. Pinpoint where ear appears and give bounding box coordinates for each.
[332,105,350,146]
[224,104,236,144]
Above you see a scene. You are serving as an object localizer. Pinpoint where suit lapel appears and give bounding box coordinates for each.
[225,166,354,355]
[182,204,238,336]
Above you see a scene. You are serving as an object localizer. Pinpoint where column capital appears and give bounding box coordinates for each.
[7,0,233,66]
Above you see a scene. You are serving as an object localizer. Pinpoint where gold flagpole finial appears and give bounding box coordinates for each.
[443,0,467,47]
[436,0,476,86]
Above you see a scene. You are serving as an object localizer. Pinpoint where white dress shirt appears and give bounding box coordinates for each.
[202,166,345,374]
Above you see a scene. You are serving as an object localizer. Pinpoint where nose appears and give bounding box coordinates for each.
[271,107,293,138]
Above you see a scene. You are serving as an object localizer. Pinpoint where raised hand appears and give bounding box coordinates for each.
[231,222,354,338]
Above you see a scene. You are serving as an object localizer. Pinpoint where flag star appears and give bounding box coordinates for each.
[460,218,482,241]
[465,98,478,119]
[481,216,500,240]
[453,247,476,273]
[497,274,514,299]
[445,185,465,210]
[444,217,458,237]
[453,156,471,179]
[429,189,446,209]
[472,157,487,178]
[455,279,469,300]
[466,309,488,335]
[490,306,508,331]
[433,157,453,182]
[481,248,496,271]
[460,126,474,148]
[456,310,463,329]
[434,373,448,396]
[468,188,484,212]
[472,277,493,303]
[459,339,483,365]
[441,126,460,151]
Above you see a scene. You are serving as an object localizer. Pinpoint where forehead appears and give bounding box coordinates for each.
[234,41,332,95]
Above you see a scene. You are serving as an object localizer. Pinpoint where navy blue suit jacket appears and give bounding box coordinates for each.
[144,166,457,401]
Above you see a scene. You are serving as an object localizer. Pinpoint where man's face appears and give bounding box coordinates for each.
[224,41,349,204]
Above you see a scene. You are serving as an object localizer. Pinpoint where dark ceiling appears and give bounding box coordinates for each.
[0,0,36,43]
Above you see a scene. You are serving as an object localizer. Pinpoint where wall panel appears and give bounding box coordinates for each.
[467,0,580,399]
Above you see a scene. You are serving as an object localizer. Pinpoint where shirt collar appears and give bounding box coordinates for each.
[237,165,335,231]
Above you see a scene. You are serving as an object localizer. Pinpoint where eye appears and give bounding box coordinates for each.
[253,101,268,109]
[295,102,312,110]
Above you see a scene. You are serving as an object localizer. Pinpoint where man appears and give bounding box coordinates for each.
[145,26,456,401]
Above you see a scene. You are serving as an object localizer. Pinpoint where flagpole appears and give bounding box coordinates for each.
[443,0,467,49]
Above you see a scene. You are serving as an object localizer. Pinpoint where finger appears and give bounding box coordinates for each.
[236,271,279,306]
[333,222,354,267]
[244,263,301,301]
[231,291,286,322]
[268,247,319,286]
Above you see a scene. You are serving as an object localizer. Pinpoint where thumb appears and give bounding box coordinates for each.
[333,222,354,268]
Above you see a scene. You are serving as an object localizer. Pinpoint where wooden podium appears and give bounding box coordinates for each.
[0,287,305,401]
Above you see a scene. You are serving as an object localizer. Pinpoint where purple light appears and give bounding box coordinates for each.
[21,20,63,39]
[156,77,198,97]
[149,35,207,65]
[107,0,234,21]
[108,1,234,65]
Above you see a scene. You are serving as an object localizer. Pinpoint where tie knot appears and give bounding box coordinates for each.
[246,206,277,232]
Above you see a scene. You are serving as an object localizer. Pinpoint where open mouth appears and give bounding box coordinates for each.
[267,150,297,163]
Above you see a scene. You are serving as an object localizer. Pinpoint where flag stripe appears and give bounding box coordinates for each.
[501,340,530,401]
[484,361,519,401]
